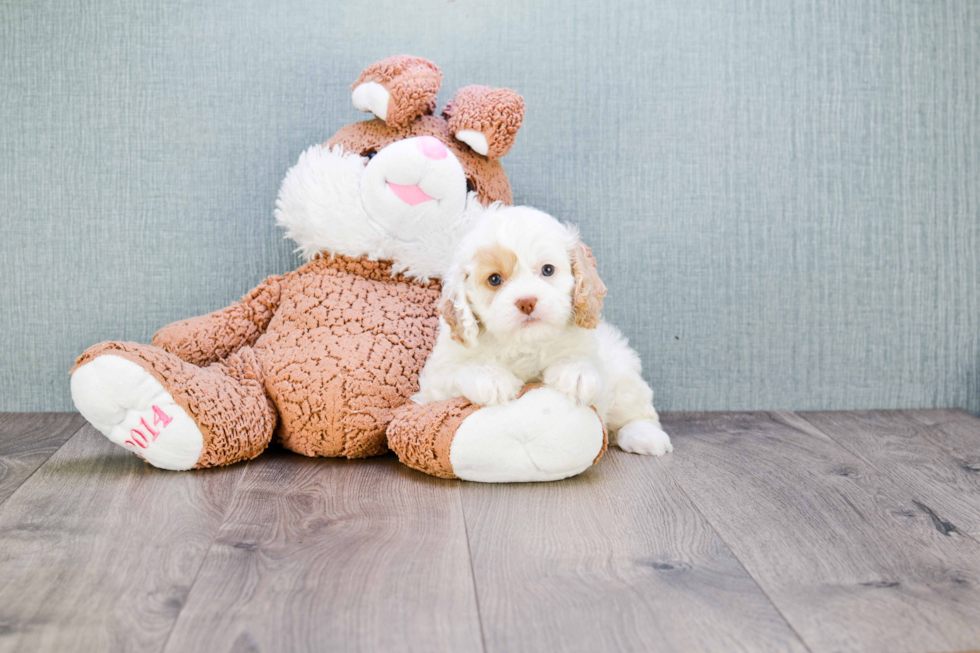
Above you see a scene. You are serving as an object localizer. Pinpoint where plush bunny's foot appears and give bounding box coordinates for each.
[72,342,277,470]
[71,355,205,470]
[616,419,673,456]
[389,385,607,483]
[450,387,605,482]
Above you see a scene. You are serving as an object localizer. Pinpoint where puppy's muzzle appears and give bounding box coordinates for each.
[516,297,537,315]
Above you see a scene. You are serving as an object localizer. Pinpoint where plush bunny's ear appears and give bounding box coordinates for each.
[569,240,607,329]
[443,86,525,159]
[351,56,442,128]
[438,266,480,347]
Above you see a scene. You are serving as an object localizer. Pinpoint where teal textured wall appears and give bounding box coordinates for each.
[1,0,978,413]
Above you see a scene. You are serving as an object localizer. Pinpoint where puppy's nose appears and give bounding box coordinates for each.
[515,297,537,315]
[417,135,448,160]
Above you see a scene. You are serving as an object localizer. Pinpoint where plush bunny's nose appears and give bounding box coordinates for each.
[417,136,448,160]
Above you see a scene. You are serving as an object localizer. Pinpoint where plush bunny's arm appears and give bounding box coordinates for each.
[151,275,284,367]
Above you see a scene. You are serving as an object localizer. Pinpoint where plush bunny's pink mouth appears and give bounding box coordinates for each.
[387,182,434,206]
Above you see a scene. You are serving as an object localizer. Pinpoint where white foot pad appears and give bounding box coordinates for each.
[449,387,605,483]
[71,355,204,470]
[617,419,673,456]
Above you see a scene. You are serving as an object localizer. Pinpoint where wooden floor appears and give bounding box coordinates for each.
[1,411,980,652]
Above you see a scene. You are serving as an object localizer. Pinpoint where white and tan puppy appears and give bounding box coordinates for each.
[417,206,672,456]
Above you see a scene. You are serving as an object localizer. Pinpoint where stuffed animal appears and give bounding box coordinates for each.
[70,55,607,482]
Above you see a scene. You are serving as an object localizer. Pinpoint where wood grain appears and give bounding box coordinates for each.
[0,413,85,506]
[788,410,980,537]
[661,411,980,653]
[459,448,808,653]
[0,425,245,653]
[903,409,980,468]
[162,451,483,653]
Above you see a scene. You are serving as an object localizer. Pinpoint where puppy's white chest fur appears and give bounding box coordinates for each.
[480,328,597,383]
[418,321,609,415]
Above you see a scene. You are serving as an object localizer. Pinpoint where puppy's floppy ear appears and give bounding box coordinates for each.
[570,240,607,329]
[439,266,480,347]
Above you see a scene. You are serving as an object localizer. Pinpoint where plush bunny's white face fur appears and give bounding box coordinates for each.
[360,136,469,242]
[275,138,493,281]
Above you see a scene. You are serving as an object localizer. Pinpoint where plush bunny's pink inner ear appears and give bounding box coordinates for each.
[443,86,525,160]
[351,56,442,128]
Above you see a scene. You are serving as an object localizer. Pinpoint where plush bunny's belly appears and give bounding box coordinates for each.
[252,255,441,458]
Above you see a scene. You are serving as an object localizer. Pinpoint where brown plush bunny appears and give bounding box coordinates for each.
[70,56,607,482]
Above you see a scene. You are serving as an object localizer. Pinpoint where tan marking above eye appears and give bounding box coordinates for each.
[473,243,517,292]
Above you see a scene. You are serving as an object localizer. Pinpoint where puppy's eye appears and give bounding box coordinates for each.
[488,273,503,287]
[541,264,555,277]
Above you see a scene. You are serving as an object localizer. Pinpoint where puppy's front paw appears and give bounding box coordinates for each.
[544,362,602,406]
[617,419,673,456]
[459,368,524,406]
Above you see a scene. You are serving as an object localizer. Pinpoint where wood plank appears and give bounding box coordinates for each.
[788,410,980,537]
[163,451,483,653]
[0,413,85,506]
[460,448,808,653]
[903,409,980,468]
[0,425,245,653]
[661,411,980,653]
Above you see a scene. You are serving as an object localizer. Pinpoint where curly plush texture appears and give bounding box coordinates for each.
[72,342,277,469]
[353,55,443,129]
[327,115,514,206]
[444,85,525,160]
[77,255,443,465]
[261,255,441,458]
[388,398,478,479]
[152,277,283,367]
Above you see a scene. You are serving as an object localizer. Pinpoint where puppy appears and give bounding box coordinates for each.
[416,206,672,456]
